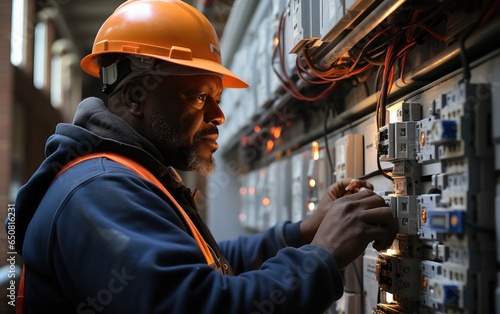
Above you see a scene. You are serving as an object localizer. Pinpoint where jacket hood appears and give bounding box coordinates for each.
[13,97,169,253]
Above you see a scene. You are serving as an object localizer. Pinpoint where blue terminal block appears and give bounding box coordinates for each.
[438,120,457,140]
[428,279,464,308]
[441,283,461,306]
[427,209,465,233]
[429,120,458,144]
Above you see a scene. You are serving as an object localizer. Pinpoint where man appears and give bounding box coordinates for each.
[12,0,398,313]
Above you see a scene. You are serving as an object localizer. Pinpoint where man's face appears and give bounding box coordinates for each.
[143,75,225,176]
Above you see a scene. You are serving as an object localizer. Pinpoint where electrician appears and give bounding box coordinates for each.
[11,0,398,313]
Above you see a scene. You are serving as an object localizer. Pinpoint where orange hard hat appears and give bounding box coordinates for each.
[81,0,248,88]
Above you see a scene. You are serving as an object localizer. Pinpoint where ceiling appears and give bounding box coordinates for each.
[46,0,234,95]
[55,0,129,58]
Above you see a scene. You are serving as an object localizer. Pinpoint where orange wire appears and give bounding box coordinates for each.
[273,4,449,103]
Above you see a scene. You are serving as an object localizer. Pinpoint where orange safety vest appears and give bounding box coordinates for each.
[16,152,220,314]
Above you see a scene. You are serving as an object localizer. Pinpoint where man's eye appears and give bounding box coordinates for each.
[196,94,208,104]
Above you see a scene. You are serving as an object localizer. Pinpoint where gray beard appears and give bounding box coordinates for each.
[151,108,216,176]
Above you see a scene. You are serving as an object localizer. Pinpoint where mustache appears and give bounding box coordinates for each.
[195,126,219,138]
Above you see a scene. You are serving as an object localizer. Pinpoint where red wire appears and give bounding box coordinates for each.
[273,10,340,101]
[302,25,394,80]
[481,0,500,23]
[272,4,450,103]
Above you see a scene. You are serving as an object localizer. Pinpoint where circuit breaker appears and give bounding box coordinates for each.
[373,83,496,314]
[266,159,292,228]
[288,0,321,53]
[335,134,364,182]
[320,0,344,40]
[364,123,392,175]
[291,150,309,222]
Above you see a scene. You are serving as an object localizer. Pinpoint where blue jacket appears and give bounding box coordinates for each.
[12,97,343,313]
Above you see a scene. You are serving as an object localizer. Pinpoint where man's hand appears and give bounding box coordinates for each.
[310,189,398,269]
[299,178,398,270]
[299,178,374,243]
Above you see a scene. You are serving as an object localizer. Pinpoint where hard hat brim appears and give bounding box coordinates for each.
[81,52,249,89]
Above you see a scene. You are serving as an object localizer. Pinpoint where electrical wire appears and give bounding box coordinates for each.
[459,0,497,83]
[271,3,451,184]
[401,0,452,30]
[272,0,450,105]
[372,8,446,179]
[323,105,335,184]
[301,25,396,80]
[359,167,394,180]
[271,10,397,101]
[466,220,496,235]
[272,10,337,102]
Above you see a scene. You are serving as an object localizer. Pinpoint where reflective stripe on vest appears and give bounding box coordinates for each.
[16,153,221,314]
[57,152,216,266]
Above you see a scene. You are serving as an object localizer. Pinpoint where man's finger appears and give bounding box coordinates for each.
[359,207,399,244]
[363,224,397,251]
[339,190,386,208]
[345,179,374,192]
[359,206,395,226]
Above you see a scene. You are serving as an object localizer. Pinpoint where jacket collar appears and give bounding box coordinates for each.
[64,97,179,186]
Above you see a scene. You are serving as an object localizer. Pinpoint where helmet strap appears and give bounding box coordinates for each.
[99,58,133,95]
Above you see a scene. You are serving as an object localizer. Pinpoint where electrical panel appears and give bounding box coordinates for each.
[214,0,499,313]
[235,81,497,313]
[372,83,496,314]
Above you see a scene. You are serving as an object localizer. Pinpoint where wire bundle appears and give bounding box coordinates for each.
[272,2,451,112]
[270,0,498,180]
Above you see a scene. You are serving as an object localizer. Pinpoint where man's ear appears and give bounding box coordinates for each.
[122,79,147,118]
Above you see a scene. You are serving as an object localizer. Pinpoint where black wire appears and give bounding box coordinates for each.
[364,28,404,58]
[362,81,370,98]
[323,105,335,183]
[459,0,495,83]
[363,54,386,66]
[427,188,441,194]
[295,56,335,85]
[402,0,453,30]
[365,42,391,59]
[373,65,384,96]
[376,286,381,307]
[466,220,496,235]
[359,167,394,180]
